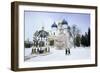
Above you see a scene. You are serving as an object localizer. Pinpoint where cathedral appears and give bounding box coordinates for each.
[49,19,73,49]
[31,19,73,54]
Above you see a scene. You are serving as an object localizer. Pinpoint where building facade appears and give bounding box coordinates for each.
[49,19,73,49]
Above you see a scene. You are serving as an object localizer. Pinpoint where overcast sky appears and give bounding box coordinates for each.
[24,11,90,41]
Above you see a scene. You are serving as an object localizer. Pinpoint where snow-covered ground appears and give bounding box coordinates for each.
[24,47,91,62]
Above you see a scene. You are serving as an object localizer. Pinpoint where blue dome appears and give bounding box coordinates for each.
[51,22,57,28]
[61,19,68,25]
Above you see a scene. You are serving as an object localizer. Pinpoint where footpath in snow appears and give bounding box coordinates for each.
[25,47,91,62]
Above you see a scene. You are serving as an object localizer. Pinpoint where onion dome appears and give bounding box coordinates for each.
[61,19,68,25]
[51,22,57,28]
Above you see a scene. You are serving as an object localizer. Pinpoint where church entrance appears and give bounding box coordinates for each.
[49,40,54,46]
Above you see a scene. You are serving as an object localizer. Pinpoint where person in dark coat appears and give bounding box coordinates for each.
[68,48,70,55]
[65,48,70,55]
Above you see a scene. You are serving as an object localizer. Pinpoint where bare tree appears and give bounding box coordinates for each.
[71,24,81,48]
